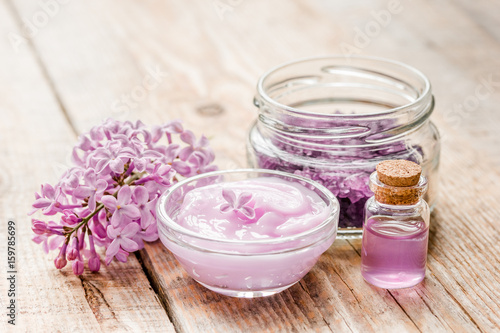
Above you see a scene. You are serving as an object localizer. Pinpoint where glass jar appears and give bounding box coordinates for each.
[247,56,440,238]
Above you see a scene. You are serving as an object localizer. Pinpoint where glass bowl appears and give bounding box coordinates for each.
[156,169,339,298]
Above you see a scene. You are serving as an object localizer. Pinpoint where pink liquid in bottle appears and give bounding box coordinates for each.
[361,216,429,289]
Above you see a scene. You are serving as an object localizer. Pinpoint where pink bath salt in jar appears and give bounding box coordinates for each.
[156,169,339,298]
[361,160,430,289]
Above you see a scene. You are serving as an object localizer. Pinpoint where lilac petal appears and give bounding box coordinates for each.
[140,211,154,228]
[219,203,233,213]
[42,202,59,215]
[93,147,111,158]
[119,238,139,252]
[133,237,145,250]
[178,146,194,161]
[119,147,136,158]
[32,198,52,209]
[165,121,183,134]
[88,193,97,211]
[72,148,85,166]
[92,220,108,239]
[101,195,117,210]
[239,206,256,220]
[41,239,50,254]
[110,211,123,227]
[106,239,120,257]
[222,188,236,206]
[134,158,147,172]
[109,158,125,174]
[151,125,163,142]
[180,130,196,146]
[199,135,209,147]
[72,259,84,275]
[83,169,97,186]
[115,249,129,263]
[164,144,180,162]
[64,171,81,189]
[121,222,141,237]
[236,192,253,208]
[120,205,141,219]
[117,186,132,206]
[133,186,149,205]
[90,126,104,141]
[96,179,108,193]
[143,149,162,158]
[171,160,192,176]
[48,235,65,251]
[41,183,55,199]
[141,224,158,242]
[106,225,120,239]
[32,235,45,245]
[78,135,92,151]
[190,151,207,167]
[94,159,109,173]
[73,186,92,199]
[88,255,101,272]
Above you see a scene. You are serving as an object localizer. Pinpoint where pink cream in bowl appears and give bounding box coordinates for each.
[156,169,339,298]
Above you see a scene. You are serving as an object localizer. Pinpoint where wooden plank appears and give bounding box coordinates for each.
[8,0,500,331]
[0,0,175,331]
[139,242,336,333]
[336,0,500,166]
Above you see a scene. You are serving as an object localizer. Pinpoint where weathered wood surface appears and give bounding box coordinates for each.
[0,0,175,332]
[1,0,499,332]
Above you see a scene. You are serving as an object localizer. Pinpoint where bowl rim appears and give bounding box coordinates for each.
[156,168,339,246]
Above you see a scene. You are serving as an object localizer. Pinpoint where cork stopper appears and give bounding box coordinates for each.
[371,160,426,206]
[376,160,422,187]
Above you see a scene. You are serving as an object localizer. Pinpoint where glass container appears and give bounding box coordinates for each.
[156,169,339,298]
[247,55,440,238]
[361,171,430,289]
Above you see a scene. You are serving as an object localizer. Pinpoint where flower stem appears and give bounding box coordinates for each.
[65,171,144,238]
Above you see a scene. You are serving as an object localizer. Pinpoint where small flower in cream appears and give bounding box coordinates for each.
[220,189,256,220]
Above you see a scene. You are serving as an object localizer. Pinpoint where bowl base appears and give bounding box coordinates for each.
[197,281,299,298]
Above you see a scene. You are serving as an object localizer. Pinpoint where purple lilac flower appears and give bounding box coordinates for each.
[73,169,108,211]
[179,130,213,162]
[30,118,217,274]
[54,242,68,269]
[101,186,141,227]
[30,184,78,216]
[132,186,155,228]
[105,223,141,262]
[91,141,135,174]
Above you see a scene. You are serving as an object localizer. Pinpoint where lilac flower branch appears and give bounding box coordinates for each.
[30,118,217,275]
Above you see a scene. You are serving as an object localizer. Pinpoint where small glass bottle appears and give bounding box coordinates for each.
[361,160,430,289]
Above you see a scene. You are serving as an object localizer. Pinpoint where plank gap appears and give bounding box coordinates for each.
[427,252,483,332]
[135,250,182,333]
[415,288,451,331]
[79,276,117,323]
[4,0,79,136]
[387,292,422,333]
[297,281,335,333]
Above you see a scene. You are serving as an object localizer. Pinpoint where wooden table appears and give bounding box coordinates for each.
[1,0,499,332]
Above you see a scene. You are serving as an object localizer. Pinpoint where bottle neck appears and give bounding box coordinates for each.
[369,172,428,206]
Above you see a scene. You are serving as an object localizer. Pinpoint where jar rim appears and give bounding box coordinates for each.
[256,55,432,119]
